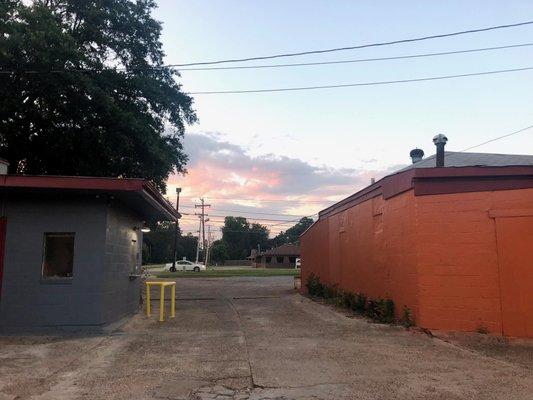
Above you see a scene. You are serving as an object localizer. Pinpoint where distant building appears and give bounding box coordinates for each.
[0,167,177,330]
[301,137,533,338]
[254,244,300,268]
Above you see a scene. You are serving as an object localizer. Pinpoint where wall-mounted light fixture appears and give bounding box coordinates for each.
[135,222,151,233]
[140,222,151,233]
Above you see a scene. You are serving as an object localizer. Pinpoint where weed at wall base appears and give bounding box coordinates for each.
[305,273,408,327]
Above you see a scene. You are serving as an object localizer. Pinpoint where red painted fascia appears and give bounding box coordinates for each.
[0,175,178,220]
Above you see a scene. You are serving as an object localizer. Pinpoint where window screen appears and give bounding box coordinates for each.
[42,233,75,278]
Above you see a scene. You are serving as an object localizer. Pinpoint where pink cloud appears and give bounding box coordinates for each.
[166,133,403,237]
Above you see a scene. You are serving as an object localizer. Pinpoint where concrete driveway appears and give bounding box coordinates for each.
[0,276,532,400]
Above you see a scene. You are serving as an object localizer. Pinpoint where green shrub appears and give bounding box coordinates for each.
[353,292,367,313]
[401,306,414,328]
[341,291,357,309]
[366,298,395,324]
[322,284,338,300]
[305,273,324,297]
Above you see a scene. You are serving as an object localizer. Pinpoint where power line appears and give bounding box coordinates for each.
[4,21,533,74]
[179,204,307,217]
[177,196,335,204]
[189,66,533,95]
[458,124,533,152]
[171,21,533,67]
[181,213,308,223]
[178,43,533,71]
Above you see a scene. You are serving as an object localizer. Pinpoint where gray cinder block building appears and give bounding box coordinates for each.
[0,163,177,330]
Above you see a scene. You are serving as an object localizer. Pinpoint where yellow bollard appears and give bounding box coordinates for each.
[146,282,151,317]
[159,284,165,322]
[170,282,176,318]
[146,281,175,322]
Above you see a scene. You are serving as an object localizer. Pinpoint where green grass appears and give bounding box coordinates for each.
[143,264,166,270]
[154,268,300,278]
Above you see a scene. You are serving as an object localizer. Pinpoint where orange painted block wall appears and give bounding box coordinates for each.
[301,190,420,322]
[301,187,533,338]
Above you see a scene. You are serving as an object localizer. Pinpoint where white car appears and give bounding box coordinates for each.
[165,260,206,272]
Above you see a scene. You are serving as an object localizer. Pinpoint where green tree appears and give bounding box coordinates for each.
[142,221,198,264]
[209,240,229,265]
[269,217,314,247]
[0,0,196,191]
[221,216,269,260]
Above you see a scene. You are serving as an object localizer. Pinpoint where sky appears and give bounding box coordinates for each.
[152,1,533,237]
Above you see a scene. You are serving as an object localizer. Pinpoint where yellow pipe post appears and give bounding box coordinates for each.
[170,283,176,318]
[159,284,165,322]
[146,282,151,317]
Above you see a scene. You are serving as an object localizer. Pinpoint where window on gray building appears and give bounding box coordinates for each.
[277,256,284,264]
[42,233,75,278]
[266,257,271,263]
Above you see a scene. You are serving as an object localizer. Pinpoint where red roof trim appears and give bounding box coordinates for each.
[318,166,533,220]
[0,175,177,220]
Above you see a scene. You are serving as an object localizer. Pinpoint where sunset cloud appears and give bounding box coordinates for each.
[167,133,403,236]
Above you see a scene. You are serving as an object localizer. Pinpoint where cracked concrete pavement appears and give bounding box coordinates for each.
[0,276,532,399]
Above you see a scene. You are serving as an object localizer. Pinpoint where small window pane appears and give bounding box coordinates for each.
[42,233,75,278]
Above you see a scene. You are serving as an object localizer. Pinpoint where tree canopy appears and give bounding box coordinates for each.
[221,217,270,260]
[269,217,314,247]
[142,221,198,264]
[0,0,196,191]
[208,216,314,264]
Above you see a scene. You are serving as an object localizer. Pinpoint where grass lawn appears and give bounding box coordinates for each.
[143,264,166,270]
[154,268,300,278]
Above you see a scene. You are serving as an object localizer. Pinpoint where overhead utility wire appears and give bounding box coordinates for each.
[3,22,532,74]
[172,21,533,67]
[179,205,307,218]
[458,124,533,152]
[180,213,307,223]
[177,196,332,204]
[189,66,533,95]
[178,43,533,71]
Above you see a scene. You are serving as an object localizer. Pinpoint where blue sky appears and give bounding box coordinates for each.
[154,1,533,234]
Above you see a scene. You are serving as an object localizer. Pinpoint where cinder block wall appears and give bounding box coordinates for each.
[414,188,533,336]
[301,190,420,322]
[99,203,143,324]
[0,196,107,327]
[302,187,533,337]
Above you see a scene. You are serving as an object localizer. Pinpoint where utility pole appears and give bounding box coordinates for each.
[195,198,211,264]
[194,217,201,264]
[171,188,181,271]
[205,225,212,268]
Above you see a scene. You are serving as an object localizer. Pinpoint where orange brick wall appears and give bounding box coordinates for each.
[301,187,533,337]
[414,188,533,335]
[301,190,420,322]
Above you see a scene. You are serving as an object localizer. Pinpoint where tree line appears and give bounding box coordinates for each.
[142,216,314,265]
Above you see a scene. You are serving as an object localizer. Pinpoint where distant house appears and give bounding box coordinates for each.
[254,244,300,268]
[301,137,533,338]
[0,165,177,330]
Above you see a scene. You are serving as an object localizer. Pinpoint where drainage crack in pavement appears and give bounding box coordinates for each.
[224,297,255,388]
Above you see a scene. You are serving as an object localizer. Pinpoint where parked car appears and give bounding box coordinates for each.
[165,260,206,272]
[295,258,301,269]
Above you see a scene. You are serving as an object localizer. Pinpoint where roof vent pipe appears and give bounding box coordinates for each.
[409,148,424,164]
[432,134,448,167]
